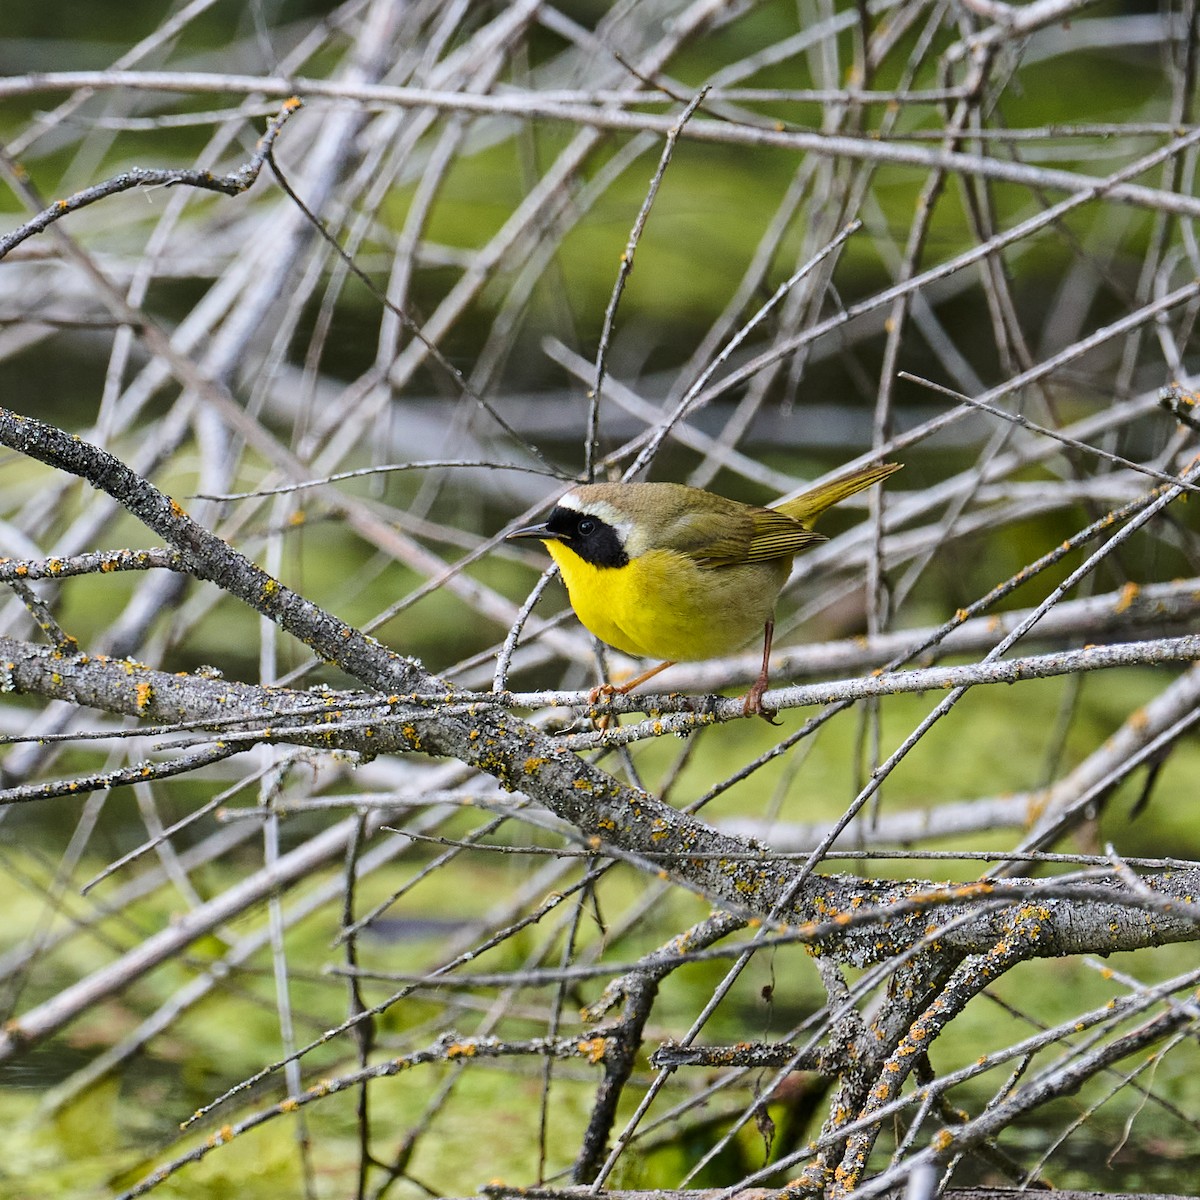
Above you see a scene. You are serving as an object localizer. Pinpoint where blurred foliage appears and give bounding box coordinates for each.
[2,0,1200,1195]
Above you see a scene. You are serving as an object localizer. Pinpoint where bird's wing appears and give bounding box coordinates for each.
[740,507,826,563]
[669,504,824,566]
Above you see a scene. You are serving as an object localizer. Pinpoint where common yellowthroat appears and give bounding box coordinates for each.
[508,461,900,719]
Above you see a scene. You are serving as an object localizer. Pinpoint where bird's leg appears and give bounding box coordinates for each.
[589,659,675,706]
[588,660,676,731]
[743,619,781,724]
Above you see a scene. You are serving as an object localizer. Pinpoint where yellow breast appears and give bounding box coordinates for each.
[546,542,787,663]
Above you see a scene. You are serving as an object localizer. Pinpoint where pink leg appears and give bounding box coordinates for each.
[742,619,780,724]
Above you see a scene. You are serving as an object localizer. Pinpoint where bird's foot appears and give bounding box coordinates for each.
[586,662,675,730]
[587,683,618,731]
[742,674,780,724]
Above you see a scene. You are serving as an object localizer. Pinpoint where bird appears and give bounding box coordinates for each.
[507,461,901,720]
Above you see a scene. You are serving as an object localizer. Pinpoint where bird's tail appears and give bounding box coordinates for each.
[774,462,901,526]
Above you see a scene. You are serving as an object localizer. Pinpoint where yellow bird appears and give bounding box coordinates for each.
[508,461,900,719]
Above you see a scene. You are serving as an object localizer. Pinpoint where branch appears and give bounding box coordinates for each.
[517,636,1200,741]
[3,72,1200,216]
[0,99,301,261]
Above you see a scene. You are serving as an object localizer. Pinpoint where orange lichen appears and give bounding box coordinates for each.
[577,1037,608,1064]
[1114,580,1140,613]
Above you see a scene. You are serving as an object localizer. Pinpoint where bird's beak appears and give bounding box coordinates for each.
[506,521,556,542]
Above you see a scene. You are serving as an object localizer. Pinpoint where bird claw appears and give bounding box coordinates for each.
[587,683,618,731]
[742,677,780,724]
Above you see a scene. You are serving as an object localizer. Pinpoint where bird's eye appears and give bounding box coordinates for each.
[576,518,596,537]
